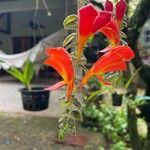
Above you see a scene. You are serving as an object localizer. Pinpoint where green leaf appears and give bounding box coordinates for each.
[61,100,72,108]
[72,98,81,108]
[6,67,25,84]
[125,67,142,89]
[121,39,128,45]
[121,21,128,30]
[120,31,127,39]
[87,90,102,102]
[88,35,94,45]
[58,116,67,123]
[23,59,34,86]
[67,118,74,127]
[65,43,76,50]
[63,14,78,30]
[71,109,82,121]
[62,33,76,47]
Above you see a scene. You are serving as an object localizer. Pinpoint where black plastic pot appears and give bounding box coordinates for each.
[112,92,123,106]
[20,87,50,111]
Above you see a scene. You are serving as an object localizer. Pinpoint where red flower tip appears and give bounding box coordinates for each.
[116,0,127,27]
[99,18,120,46]
[79,3,98,36]
[105,0,113,12]
[92,11,112,33]
[111,45,135,61]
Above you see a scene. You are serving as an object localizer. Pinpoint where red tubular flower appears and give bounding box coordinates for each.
[105,0,113,12]
[116,0,127,27]
[98,0,127,46]
[76,3,111,59]
[99,18,120,46]
[44,47,74,100]
[80,46,134,86]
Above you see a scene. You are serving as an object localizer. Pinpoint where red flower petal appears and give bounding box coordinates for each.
[92,11,112,33]
[44,47,74,100]
[80,69,93,87]
[76,4,98,59]
[45,47,74,81]
[111,46,135,61]
[116,0,127,27]
[76,4,111,59]
[44,81,65,91]
[96,75,111,85]
[79,4,98,36]
[105,0,113,12]
[101,61,127,73]
[93,52,123,72]
[80,45,134,86]
[99,18,120,46]
[44,57,67,80]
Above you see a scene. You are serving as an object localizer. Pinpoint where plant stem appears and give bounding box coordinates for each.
[127,104,142,150]
[26,83,32,91]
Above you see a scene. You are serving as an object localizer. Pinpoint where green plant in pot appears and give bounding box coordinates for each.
[110,67,141,106]
[5,59,50,111]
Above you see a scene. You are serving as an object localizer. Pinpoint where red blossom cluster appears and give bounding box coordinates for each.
[44,0,134,100]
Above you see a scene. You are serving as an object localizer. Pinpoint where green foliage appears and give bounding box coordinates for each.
[62,33,77,51]
[63,14,78,30]
[98,141,128,150]
[62,33,77,48]
[82,104,130,149]
[58,97,83,140]
[111,141,128,150]
[86,77,111,105]
[5,59,34,90]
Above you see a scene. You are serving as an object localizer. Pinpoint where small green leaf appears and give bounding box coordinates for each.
[125,67,142,89]
[62,33,76,47]
[61,100,72,108]
[121,21,128,30]
[120,31,127,39]
[121,39,128,45]
[6,67,25,84]
[71,109,82,121]
[59,122,64,128]
[64,22,77,30]
[58,116,67,123]
[65,43,76,50]
[72,98,81,108]
[87,90,102,102]
[67,118,74,127]
[88,35,94,45]
[63,14,78,30]
[63,14,78,26]
[23,59,34,87]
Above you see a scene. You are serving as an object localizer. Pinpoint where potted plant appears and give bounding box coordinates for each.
[5,59,50,111]
[112,92,123,106]
[110,67,141,106]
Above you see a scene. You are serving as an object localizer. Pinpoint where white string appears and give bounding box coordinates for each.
[41,0,52,16]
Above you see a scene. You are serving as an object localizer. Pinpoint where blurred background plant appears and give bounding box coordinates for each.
[4,59,34,90]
